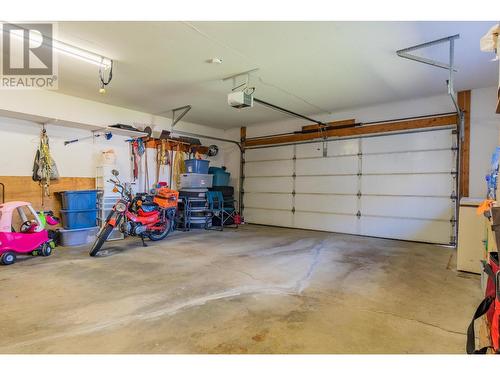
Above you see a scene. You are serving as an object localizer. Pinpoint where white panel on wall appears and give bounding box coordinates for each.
[295,142,323,158]
[362,128,454,153]
[295,175,358,194]
[244,176,293,193]
[244,192,293,210]
[244,208,293,227]
[327,139,360,156]
[296,156,358,176]
[362,174,453,196]
[245,145,294,161]
[294,139,360,159]
[361,196,453,221]
[360,216,451,243]
[295,194,357,215]
[363,150,454,174]
[293,212,359,235]
[244,159,294,177]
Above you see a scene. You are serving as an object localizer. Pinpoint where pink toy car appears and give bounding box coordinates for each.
[0,201,56,265]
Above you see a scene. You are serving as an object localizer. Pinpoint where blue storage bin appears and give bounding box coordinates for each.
[60,209,98,229]
[212,172,230,186]
[59,190,99,210]
[185,159,209,174]
[208,166,226,174]
[209,166,230,186]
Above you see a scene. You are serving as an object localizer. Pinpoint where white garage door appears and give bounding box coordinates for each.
[243,127,458,245]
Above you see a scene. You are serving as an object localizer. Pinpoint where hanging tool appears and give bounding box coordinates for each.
[32,126,59,198]
[64,132,112,146]
[144,145,150,192]
[156,139,170,186]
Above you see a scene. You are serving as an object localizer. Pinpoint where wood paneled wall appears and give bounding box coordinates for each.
[0,176,95,216]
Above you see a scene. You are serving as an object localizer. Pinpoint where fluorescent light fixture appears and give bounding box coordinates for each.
[53,40,112,68]
[6,26,112,69]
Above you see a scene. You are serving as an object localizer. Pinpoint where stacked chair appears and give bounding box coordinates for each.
[207,167,238,230]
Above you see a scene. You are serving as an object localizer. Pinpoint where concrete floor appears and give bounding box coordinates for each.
[0,225,480,354]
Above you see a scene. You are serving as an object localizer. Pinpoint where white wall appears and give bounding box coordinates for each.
[225,86,500,200]
[0,90,228,191]
[470,86,500,197]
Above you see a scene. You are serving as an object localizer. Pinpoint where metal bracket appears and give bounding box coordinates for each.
[171,105,192,129]
[397,34,463,135]
[396,34,459,72]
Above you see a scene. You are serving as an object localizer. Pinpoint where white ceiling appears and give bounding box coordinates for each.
[54,21,498,129]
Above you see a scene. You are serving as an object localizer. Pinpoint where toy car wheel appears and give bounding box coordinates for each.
[40,243,52,257]
[1,252,16,265]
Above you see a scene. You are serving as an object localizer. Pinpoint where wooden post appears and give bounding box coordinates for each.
[239,127,246,214]
[458,90,471,198]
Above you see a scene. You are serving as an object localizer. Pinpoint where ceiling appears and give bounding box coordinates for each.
[53,21,498,129]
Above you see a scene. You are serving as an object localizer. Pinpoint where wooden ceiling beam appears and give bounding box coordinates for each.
[245,114,457,147]
[301,119,356,132]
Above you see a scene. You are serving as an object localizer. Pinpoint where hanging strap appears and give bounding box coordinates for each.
[466,296,494,354]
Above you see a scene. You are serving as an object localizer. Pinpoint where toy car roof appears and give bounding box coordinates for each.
[0,201,32,210]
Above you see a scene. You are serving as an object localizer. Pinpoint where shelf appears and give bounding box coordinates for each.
[100,127,148,138]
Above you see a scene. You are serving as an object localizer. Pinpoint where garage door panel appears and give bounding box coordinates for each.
[296,156,358,176]
[362,129,454,153]
[245,160,294,177]
[245,145,294,162]
[294,212,359,235]
[295,139,359,158]
[327,139,359,156]
[295,194,357,214]
[296,175,358,194]
[363,150,454,174]
[244,192,293,210]
[362,174,452,196]
[361,196,453,220]
[244,177,293,193]
[360,216,451,244]
[295,142,322,158]
[245,208,293,227]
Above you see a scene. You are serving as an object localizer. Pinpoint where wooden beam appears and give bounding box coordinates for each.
[240,126,247,148]
[245,114,457,147]
[458,90,471,198]
[301,119,356,132]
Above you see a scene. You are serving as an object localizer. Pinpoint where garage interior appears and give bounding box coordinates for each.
[0,20,500,355]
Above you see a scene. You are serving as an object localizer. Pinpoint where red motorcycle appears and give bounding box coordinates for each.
[89,170,179,256]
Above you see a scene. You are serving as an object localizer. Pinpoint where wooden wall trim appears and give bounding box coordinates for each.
[458,90,471,197]
[0,176,96,220]
[301,119,356,132]
[245,114,457,147]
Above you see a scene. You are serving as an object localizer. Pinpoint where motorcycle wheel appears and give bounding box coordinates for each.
[148,218,172,241]
[89,224,114,257]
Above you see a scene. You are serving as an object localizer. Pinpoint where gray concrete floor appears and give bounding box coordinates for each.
[0,225,480,354]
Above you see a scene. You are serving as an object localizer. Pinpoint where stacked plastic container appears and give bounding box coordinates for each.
[181,159,213,189]
[58,190,99,246]
[178,159,212,229]
[96,166,124,241]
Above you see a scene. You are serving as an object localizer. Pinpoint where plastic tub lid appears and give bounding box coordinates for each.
[57,226,99,233]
